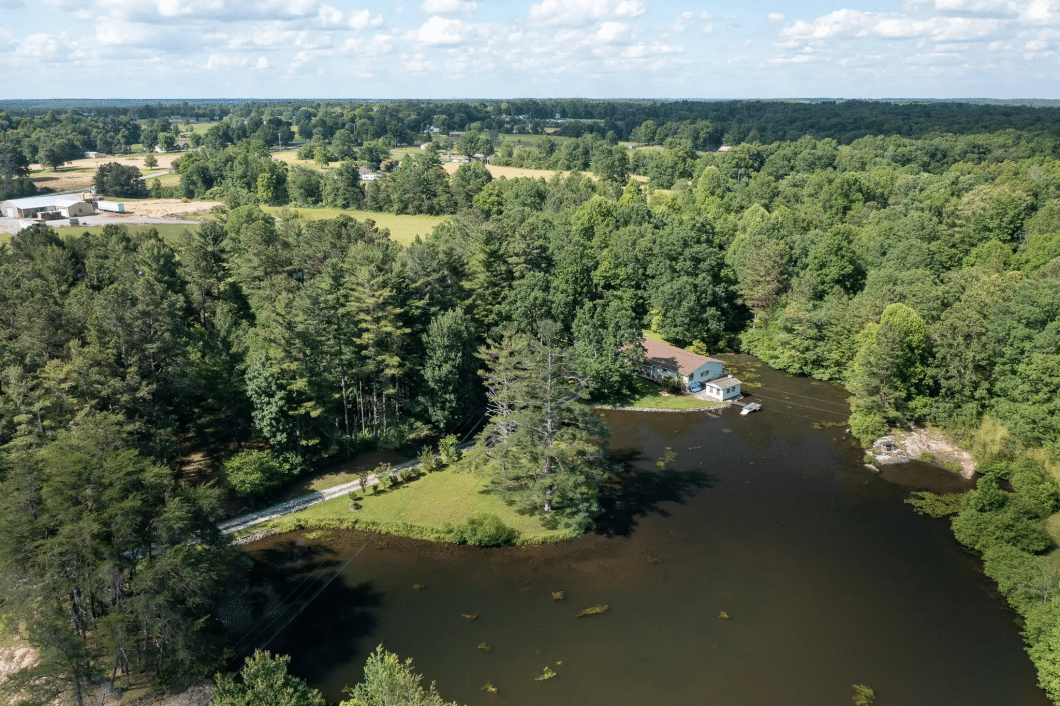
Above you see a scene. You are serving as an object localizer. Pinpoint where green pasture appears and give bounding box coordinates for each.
[262,206,446,245]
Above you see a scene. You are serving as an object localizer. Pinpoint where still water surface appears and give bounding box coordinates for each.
[240,362,1049,705]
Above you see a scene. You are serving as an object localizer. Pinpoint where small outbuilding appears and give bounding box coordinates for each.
[703,375,742,401]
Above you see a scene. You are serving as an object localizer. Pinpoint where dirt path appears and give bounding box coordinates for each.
[220,443,477,539]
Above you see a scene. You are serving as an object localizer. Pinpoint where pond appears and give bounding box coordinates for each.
[231,360,1049,705]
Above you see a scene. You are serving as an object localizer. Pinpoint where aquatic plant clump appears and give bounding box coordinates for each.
[462,614,478,621]
[718,611,730,620]
[477,642,492,653]
[535,666,557,681]
[576,605,609,617]
[551,591,565,601]
[852,684,875,705]
[482,681,497,693]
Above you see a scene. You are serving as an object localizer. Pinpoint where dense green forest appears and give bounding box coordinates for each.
[3,100,1060,703]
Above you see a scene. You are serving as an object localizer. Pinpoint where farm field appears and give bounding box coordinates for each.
[260,205,446,245]
[441,162,562,180]
[29,154,180,192]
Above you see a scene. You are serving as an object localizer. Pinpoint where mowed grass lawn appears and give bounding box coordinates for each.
[260,466,571,544]
[603,377,725,411]
[262,205,446,245]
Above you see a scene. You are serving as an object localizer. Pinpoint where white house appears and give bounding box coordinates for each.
[638,338,742,399]
[640,338,723,386]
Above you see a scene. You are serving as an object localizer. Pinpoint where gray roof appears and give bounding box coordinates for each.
[705,375,742,389]
[2,194,84,209]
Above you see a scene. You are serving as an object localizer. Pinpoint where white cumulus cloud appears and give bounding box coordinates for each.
[416,15,471,44]
[528,0,646,27]
[349,8,385,29]
[205,52,249,68]
[420,0,477,15]
[622,42,683,58]
[596,21,629,42]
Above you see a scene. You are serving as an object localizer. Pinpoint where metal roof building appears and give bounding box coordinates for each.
[2,194,88,218]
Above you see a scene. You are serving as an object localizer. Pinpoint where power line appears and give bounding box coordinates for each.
[743,384,850,409]
[744,392,849,417]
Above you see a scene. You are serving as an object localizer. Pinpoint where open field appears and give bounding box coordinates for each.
[258,464,572,544]
[261,205,445,245]
[183,121,221,135]
[271,149,319,168]
[442,162,562,180]
[29,154,181,192]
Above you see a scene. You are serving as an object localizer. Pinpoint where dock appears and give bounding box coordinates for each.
[733,400,762,415]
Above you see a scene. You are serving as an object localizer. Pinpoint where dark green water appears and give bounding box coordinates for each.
[236,363,1049,705]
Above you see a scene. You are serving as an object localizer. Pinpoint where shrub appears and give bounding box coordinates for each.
[849,409,889,447]
[952,477,1052,553]
[221,450,295,498]
[449,513,519,547]
[1011,460,1060,513]
[439,435,461,465]
[419,445,438,473]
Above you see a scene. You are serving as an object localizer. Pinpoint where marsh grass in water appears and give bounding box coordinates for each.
[482,682,497,693]
[477,643,492,653]
[462,614,478,621]
[718,611,730,620]
[906,491,966,518]
[575,605,609,618]
[852,684,875,705]
[535,666,557,681]
[551,591,565,601]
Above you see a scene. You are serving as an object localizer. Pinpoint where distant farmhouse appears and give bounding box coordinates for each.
[638,338,742,401]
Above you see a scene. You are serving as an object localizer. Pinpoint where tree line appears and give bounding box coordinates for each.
[4,105,1060,700]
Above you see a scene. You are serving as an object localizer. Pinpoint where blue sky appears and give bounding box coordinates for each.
[1,0,1058,98]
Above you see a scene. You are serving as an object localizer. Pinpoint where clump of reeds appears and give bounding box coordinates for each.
[551,591,565,601]
[462,614,478,621]
[535,666,556,681]
[575,605,609,618]
[482,682,497,693]
[718,611,730,620]
[477,642,492,653]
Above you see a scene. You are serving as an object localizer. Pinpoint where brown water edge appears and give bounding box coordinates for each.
[233,362,1050,706]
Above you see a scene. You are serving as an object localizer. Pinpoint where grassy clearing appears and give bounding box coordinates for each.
[271,149,320,168]
[184,121,221,135]
[600,377,725,411]
[29,154,182,192]
[261,205,445,245]
[259,465,572,544]
[441,163,565,180]
[55,223,199,242]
